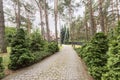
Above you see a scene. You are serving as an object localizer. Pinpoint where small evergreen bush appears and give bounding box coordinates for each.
[33,51,50,62]
[30,30,44,52]
[102,22,120,80]
[5,27,16,46]
[47,42,59,53]
[78,33,108,80]
[8,29,59,70]
[0,57,4,79]
[8,28,34,70]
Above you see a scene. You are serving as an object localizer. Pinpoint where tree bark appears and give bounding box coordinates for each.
[89,0,96,36]
[0,0,7,53]
[34,0,45,39]
[44,0,50,42]
[69,0,73,46]
[27,15,31,35]
[99,0,105,33]
[54,0,58,44]
[59,14,62,46]
[85,20,89,41]
[39,1,45,39]
[84,5,89,41]
[17,0,21,29]
[116,0,119,21]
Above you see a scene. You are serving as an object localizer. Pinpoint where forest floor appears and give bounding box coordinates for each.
[2,45,93,80]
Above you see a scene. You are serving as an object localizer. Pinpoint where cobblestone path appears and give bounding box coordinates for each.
[2,45,93,80]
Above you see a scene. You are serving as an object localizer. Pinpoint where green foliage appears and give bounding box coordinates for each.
[115,21,120,36]
[8,28,34,70]
[47,42,59,53]
[8,29,59,70]
[76,33,108,80]
[33,51,51,62]
[60,26,69,44]
[30,30,44,52]
[29,41,59,63]
[29,30,59,63]
[102,22,120,80]
[0,57,4,79]
[5,27,16,46]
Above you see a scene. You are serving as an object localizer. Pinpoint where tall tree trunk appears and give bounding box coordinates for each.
[69,0,73,45]
[39,1,45,39]
[0,0,7,53]
[116,0,119,21]
[85,5,89,41]
[40,12,45,39]
[99,0,105,33]
[39,12,45,40]
[111,0,115,28]
[59,14,62,46]
[17,0,20,29]
[104,14,108,34]
[44,0,50,42]
[14,4,17,28]
[89,0,96,36]
[85,21,89,41]
[34,0,45,39]
[54,0,58,44]
[27,15,31,35]
[104,0,110,34]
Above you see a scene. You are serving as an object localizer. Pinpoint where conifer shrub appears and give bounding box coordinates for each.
[78,33,108,80]
[8,28,34,70]
[0,57,4,79]
[102,22,120,80]
[31,42,59,63]
[30,30,44,52]
[5,27,16,46]
[29,30,59,62]
[8,29,59,70]
[47,42,59,53]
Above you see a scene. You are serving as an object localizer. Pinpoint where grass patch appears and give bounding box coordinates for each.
[58,44,63,50]
[2,54,10,69]
[74,45,81,48]
[0,47,11,69]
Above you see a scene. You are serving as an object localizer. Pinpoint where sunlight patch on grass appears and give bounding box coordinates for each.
[75,45,81,48]
[2,54,10,69]
[0,47,11,69]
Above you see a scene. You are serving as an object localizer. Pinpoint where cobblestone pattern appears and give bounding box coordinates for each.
[2,45,93,80]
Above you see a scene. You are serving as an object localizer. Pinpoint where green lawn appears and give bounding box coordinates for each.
[58,44,63,50]
[0,47,11,69]
[74,45,81,48]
